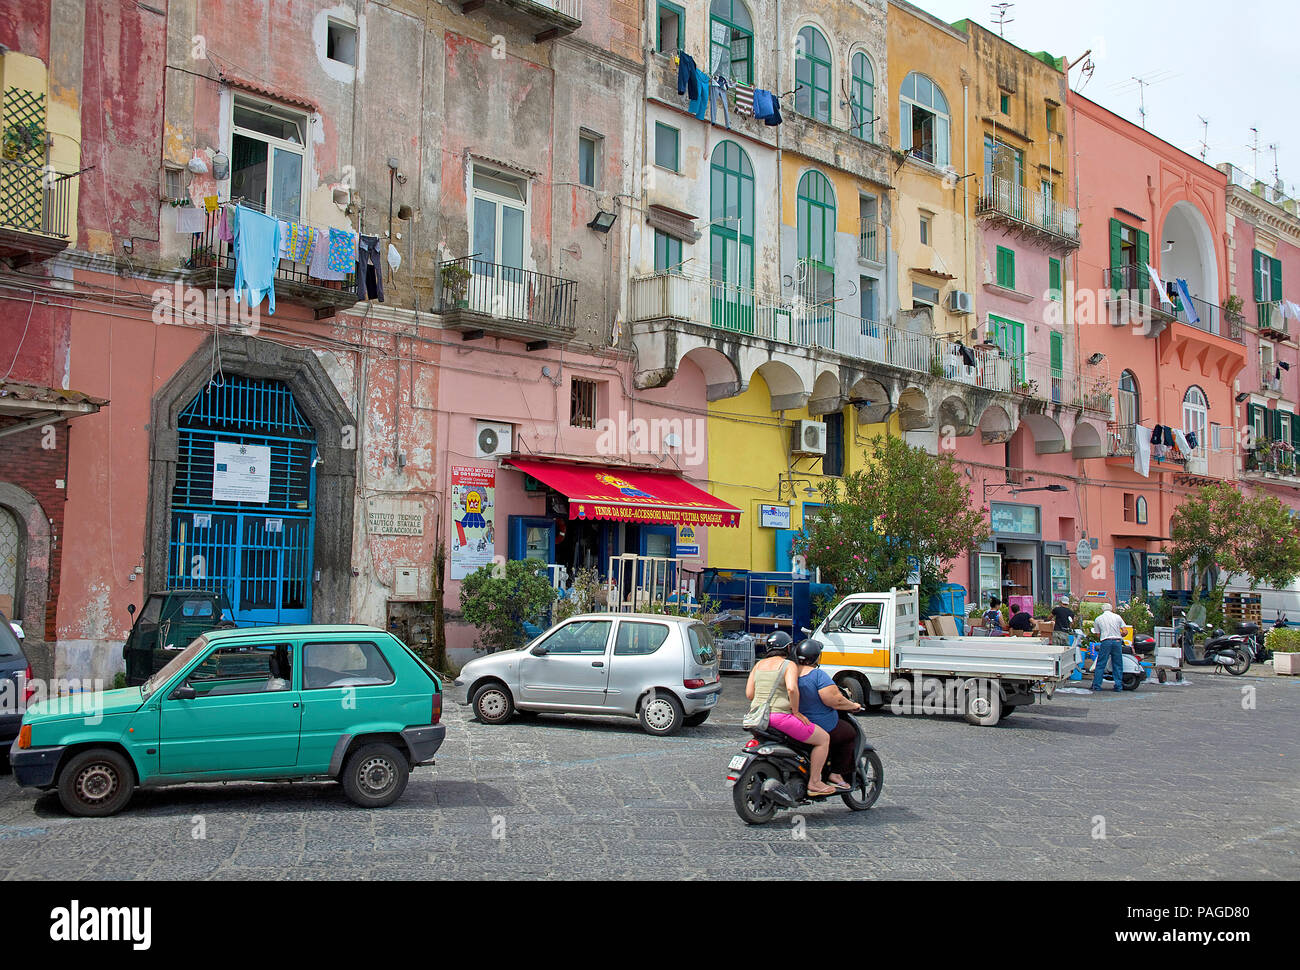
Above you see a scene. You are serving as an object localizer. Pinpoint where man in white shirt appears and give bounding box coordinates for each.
[1091,603,1126,692]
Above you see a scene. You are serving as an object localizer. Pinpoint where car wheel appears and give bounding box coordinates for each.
[57,748,135,817]
[472,682,515,724]
[683,711,710,727]
[639,691,684,736]
[341,742,409,808]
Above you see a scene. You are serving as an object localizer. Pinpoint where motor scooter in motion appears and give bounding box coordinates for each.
[727,708,883,825]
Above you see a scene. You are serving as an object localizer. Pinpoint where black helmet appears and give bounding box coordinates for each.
[764,631,794,656]
[794,638,824,665]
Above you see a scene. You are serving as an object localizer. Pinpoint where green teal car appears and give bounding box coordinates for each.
[9,625,445,817]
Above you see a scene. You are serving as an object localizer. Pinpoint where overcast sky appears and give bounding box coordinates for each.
[912,0,1297,195]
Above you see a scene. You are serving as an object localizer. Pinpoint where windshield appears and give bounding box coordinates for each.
[141,635,209,699]
[0,614,21,658]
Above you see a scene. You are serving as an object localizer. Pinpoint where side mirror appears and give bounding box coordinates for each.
[531,644,549,656]
[169,685,197,701]
[128,603,136,617]
[800,626,812,636]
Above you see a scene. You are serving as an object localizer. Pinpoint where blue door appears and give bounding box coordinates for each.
[1114,549,1144,605]
[168,377,317,626]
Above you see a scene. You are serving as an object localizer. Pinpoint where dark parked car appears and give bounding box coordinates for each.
[1,612,30,769]
[122,590,237,686]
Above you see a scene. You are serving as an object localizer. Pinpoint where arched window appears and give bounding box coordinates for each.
[899,72,950,167]
[1118,370,1140,426]
[795,26,831,123]
[710,140,755,333]
[1183,386,1208,457]
[850,51,875,141]
[797,170,836,320]
[710,0,753,84]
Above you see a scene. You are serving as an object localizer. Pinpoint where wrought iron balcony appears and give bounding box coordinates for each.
[859,221,880,262]
[1244,441,1299,480]
[185,206,360,316]
[1102,265,1243,343]
[436,255,577,348]
[975,176,1080,249]
[0,158,79,265]
[1257,301,1289,339]
[456,0,581,42]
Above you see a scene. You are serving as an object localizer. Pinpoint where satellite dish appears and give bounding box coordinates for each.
[477,427,499,455]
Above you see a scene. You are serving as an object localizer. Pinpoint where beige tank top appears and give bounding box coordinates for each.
[749,660,792,714]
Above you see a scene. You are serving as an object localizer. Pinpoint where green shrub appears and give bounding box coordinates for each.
[112,672,127,691]
[459,559,557,653]
[1265,627,1300,653]
[1033,601,1052,620]
[1118,592,1154,634]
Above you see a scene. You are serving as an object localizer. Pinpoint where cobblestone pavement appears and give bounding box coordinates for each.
[1,668,1297,880]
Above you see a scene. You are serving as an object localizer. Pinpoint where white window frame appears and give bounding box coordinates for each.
[469,164,531,271]
[230,95,308,222]
[1183,386,1208,457]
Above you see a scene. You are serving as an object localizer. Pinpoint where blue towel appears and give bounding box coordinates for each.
[689,70,711,120]
[232,205,281,314]
[1174,279,1199,325]
[753,88,774,119]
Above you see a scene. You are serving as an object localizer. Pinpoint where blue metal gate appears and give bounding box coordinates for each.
[168,377,317,625]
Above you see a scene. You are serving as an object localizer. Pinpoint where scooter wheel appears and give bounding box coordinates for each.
[1225,649,1251,676]
[840,751,883,812]
[1122,672,1142,691]
[732,760,781,825]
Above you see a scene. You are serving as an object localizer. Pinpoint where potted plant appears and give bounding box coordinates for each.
[1,120,42,161]
[440,263,472,309]
[1265,626,1300,675]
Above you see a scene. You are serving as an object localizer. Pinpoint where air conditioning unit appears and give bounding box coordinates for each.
[948,289,974,314]
[475,421,513,459]
[793,420,827,456]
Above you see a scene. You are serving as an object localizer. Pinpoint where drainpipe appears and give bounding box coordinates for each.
[962,72,970,339]
[775,0,783,294]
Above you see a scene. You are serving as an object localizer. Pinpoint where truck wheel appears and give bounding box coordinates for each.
[963,680,1002,727]
[341,742,409,808]
[998,704,1017,720]
[57,748,135,817]
[836,675,877,712]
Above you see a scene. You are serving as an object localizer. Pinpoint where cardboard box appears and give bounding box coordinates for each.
[1035,620,1055,638]
[932,615,961,637]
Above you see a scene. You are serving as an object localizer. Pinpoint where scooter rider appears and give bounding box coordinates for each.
[793,639,864,791]
[744,632,838,797]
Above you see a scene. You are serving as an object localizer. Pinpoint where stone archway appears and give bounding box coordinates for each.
[145,336,358,624]
[0,481,52,675]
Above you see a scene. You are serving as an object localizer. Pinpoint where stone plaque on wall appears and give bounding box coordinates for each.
[367,499,425,536]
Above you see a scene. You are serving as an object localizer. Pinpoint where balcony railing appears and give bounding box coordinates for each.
[0,157,77,239]
[1257,301,1289,337]
[185,205,359,312]
[975,176,1080,246]
[632,270,1091,405]
[859,221,880,262]
[1245,444,1299,479]
[458,0,582,40]
[437,255,577,337]
[1102,266,1244,342]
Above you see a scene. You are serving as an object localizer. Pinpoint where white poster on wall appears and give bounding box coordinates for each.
[1146,553,1172,595]
[212,441,271,503]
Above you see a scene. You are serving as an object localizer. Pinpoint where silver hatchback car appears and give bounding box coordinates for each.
[453,614,722,735]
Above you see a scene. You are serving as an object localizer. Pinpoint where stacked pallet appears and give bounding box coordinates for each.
[1224,592,1262,625]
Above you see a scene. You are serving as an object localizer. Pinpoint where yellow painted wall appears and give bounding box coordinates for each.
[885,4,973,340]
[0,51,80,241]
[780,157,870,236]
[706,372,894,571]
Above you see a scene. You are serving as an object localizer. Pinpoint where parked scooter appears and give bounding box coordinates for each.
[727,701,883,825]
[1179,621,1252,676]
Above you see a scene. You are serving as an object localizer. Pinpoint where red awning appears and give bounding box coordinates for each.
[504,458,742,528]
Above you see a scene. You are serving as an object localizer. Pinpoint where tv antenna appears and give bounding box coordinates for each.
[1112,71,1176,129]
[991,3,1014,37]
[1268,142,1281,186]
[1249,128,1260,182]
[1197,116,1210,161]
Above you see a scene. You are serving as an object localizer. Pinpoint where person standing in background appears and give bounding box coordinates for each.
[1091,603,1126,693]
[1051,597,1076,646]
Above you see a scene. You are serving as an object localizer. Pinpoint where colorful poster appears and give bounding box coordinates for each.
[676,524,700,557]
[450,466,496,580]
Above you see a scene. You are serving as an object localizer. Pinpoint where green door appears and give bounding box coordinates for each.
[990,315,1026,383]
[158,641,301,773]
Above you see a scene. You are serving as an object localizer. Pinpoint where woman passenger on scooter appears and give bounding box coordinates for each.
[792,639,864,791]
[744,632,838,797]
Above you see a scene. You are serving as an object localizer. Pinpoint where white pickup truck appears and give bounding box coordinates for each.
[811,588,1080,726]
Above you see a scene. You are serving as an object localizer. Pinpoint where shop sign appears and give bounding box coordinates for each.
[991,503,1040,536]
[451,466,495,580]
[676,524,700,556]
[1076,539,1092,569]
[1146,553,1172,594]
[367,499,425,536]
[759,504,791,529]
